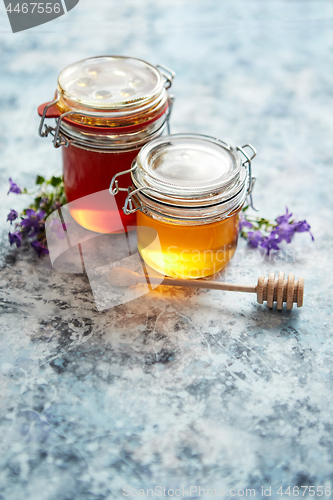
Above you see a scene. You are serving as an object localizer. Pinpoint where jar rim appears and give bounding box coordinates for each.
[57,55,166,114]
[131,133,245,204]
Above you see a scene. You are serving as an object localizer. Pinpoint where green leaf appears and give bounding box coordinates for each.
[36,175,45,185]
[49,176,63,187]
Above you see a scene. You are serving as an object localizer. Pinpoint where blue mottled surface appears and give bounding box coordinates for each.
[1,1,333,499]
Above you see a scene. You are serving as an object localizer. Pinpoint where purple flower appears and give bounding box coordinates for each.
[294,220,314,241]
[7,209,18,224]
[8,231,22,248]
[276,207,293,225]
[21,209,45,236]
[31,240,49,257]
[247,230,264,248]
[274,209,314,243]
[7,178,21,195]
[260,233,281,254]
[241,207,314,254]
[272,221,296,244]
[239,216,253,231]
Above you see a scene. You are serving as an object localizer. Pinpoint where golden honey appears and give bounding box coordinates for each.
[137,211,239,278]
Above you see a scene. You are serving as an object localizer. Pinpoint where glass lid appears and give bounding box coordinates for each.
[132,134,243,199]
[57,56,165,110]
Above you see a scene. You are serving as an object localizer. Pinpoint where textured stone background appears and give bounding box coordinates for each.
[1,1,333,499]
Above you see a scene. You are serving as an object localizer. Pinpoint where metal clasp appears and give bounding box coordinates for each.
[156,64,175,90]
[236,144,257,211]
[38,95,60,139]
[157,64,175,134]
[123,188,145,215]
[110,166,141,215]
[38,95,71,148]
[123,187,162,215]
[166,95,174,135]
[110,166,171,215]
[111,173,167,215]
[52,110,88,148]
[109,165,137,196]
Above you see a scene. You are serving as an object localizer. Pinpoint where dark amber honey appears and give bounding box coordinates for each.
[63,145,138,232]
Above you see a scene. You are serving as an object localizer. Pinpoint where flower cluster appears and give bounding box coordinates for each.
[6,175,66,257]
[239,206,314,254]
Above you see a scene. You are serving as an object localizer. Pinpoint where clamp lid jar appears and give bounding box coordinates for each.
[38,55,175,234]
[111,134,256,278]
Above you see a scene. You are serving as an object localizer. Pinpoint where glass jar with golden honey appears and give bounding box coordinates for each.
[38,56,174,233]
[111,134,257,279]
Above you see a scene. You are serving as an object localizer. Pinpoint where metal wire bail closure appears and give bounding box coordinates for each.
[110,167,158,215]
[38,94,60,139]
[38,92,71,148]
[236,144,257,211]
[109,165,137,196]
[156,64,176,90]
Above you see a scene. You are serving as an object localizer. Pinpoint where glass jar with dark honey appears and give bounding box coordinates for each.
[111,134,256,279]
[38,55,174,233]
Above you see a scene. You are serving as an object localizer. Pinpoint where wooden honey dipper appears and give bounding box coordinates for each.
[109,268,304,310]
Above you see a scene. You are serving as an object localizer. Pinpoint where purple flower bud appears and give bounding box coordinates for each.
[294,220,309,232]
[31,240,49,257]
[7,178,21,195]
[294,219,314,241]
[40,197,49,207]
[276,207,293,225]
[8,231,22,248]
[7,209,18,223]
[247,230,264,248]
